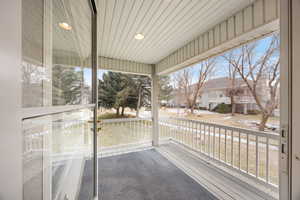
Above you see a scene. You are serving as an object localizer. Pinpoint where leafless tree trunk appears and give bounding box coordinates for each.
[224,35,280,131]
[121,106,125,116]
[223,52,244,116]
[176,59,216,114]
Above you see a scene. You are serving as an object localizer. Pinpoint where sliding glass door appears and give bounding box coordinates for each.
[21,0,97,199]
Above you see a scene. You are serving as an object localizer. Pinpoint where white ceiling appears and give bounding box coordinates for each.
[97,0,255,64]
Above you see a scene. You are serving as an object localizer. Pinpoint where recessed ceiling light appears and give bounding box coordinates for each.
[59,22,72,30]
[135,33,144,40]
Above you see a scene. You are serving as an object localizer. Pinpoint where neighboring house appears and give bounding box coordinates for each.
[169,77,277,114]
[198,77,257,114]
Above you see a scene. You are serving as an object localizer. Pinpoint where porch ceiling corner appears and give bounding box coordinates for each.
[156,0,279,75]
[98,56,152,75]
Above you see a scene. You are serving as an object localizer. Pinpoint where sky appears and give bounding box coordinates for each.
[170,34,278,84]
[79,68,107,86]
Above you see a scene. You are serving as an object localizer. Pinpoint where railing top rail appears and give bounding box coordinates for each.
[160,116,280,140]
[101,117,152,123]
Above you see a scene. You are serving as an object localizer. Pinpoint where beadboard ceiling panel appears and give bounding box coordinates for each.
[53,0,92,61]
[97,0,255,64]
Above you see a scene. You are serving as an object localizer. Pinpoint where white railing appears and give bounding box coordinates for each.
[98,118,152,152]
[97,117,279,187]
[159,117,280,187]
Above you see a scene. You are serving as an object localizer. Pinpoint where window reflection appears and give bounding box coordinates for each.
[22,0,92,107]
[23,109,94,200]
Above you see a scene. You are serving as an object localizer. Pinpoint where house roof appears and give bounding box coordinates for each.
[172,77,251,95]
[201,77,249,91]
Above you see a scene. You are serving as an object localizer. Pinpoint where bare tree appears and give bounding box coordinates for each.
[224,35,280,131]
[223,52,244,116]
[176,59,216,114]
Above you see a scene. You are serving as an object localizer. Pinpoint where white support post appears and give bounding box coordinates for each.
[151,65,159,146]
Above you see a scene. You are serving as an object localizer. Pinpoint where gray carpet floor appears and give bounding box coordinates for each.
[79,149,218,200]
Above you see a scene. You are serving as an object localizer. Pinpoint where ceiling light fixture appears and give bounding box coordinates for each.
[59,22,72,30]
[135,33,144,40]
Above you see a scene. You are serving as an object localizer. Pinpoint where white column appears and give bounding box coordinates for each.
[0,0,23,199]
[151,65,159,146]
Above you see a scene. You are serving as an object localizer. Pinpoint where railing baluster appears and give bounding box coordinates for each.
[166,119,169,138]
[203,125,206,153]
[182,120,185,144]
[255,135,259,178]
[162,118,165,138]
[246,134,249,173]
[190,121,193,148]
[238,131,241,170]
[194,121,197,150]
[164,119,166,138]
[139,119,141,140]
[186,120,188,145]
[146,120,148,140]
[168,118,171,138]
[136,120,138,138]
[213,126,216,158]
[144,120,147,140]
[142,120,145,140]
[161,119,163,138]
[231,130,234,166]
[135,120,137,138]
[219,127,221,160]
[225,129,227,163]
[189,120,191,147]
[190,121,194,149]
[140,119,142,140]
[136,119,138,140]
[208,125,211,156]
[138,119,140,140]
[179,119,182,143]
[178,119,181,141]
[183,120,185,144]
[175,119,178,140]
[199,123,202,152]
[266,136,269,183]
[159,119,161,138]
[132,121,134,138]
[193,122,197,149]
[180,119,182,143]
[196,122,199,151]
[141,120,146,140]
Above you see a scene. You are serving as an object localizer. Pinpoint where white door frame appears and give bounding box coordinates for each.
[290,0,300,199]
[280,0,300,199]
